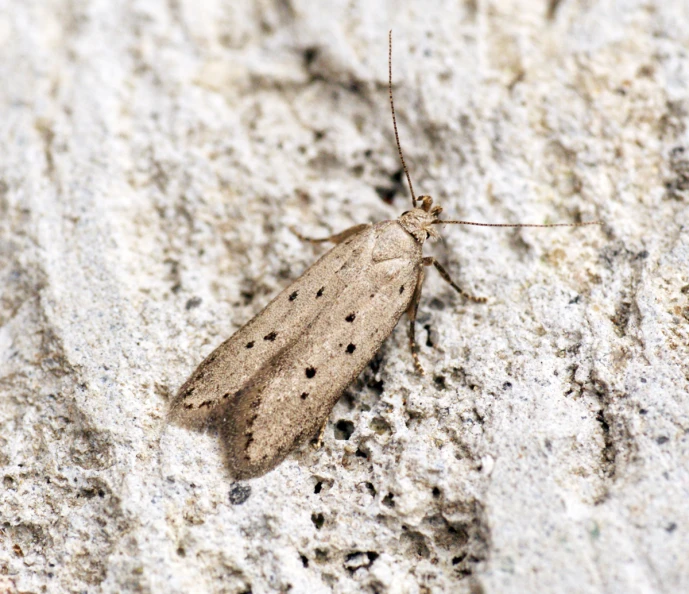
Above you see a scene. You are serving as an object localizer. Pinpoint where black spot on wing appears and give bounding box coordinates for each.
[289,291,298,301]
[346,343,356,354]
[305,367,316,378]
[316,287,324,298]
[264,331,278,341]
[345,313,356,322]
[246,341,254,349]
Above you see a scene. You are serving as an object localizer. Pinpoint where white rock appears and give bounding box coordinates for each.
[1,1,687,593]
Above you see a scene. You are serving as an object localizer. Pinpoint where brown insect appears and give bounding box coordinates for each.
[169,32,600,479]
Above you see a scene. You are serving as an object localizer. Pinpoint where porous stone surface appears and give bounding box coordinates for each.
[1,1,688,592]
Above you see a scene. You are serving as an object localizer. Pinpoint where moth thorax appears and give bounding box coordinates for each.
[399,207,440,243]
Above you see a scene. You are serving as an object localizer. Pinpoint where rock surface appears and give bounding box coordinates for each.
[1,1,688,592]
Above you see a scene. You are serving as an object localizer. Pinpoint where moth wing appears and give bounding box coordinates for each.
[218,221,422,478]
[169,225,373,426]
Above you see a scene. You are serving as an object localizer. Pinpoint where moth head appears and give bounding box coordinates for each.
[399,195,442,242]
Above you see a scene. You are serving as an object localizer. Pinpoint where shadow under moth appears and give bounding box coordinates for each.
[169,32,600,479]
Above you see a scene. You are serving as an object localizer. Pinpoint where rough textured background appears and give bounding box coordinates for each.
[1,0,688,592]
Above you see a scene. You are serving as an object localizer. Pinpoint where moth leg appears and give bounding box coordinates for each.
[290,223,369,245]
[311,421,327,450]
[407,266,426,375]
[423,257,487,303]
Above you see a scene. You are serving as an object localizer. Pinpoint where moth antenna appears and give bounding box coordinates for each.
[389,30,417,207]
[432,220,603,228]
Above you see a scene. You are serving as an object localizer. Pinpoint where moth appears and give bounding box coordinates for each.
[169,32,600,479]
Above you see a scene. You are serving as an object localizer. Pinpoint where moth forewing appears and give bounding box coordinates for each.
[173,221,421,478]
[174,221,423,479]
[169,225,371,427]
